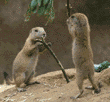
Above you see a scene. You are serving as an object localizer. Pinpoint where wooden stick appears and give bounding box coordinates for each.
[36,39,70,83]
[67,0,70,17]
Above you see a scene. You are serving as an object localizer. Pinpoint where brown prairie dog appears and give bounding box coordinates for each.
[4,27,49,92]
[66,13,101,99]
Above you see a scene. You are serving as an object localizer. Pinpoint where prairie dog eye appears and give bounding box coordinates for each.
[71,16,75,18]
[35,30,38,32]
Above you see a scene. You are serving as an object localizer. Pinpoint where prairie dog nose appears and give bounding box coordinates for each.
[42,33,46,37]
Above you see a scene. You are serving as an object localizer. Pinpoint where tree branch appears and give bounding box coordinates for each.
[36,39,70,83]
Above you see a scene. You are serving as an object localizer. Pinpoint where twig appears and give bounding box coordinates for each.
[35,39,70,83]
[67,0,70,17]
[2,92,17,102]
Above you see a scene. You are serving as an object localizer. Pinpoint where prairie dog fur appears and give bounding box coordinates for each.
[4,27,47,92]
[66,13,101,99]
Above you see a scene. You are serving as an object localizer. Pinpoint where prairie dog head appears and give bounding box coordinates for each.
[29,27,46,41]
[66,13,90,37]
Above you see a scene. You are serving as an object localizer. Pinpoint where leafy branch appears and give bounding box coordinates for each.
[24,0,55,25]
[5,0,72,25]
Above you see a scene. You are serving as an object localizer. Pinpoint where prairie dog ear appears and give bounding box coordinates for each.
[79,20,87,27]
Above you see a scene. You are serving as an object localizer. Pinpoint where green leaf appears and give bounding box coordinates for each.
[24,3,32,22]
[44,0,52,15]
[26,3,32,15]
[37,0,42,6]
[43,0,49,5]
[38,6,46,16]
[95,61,110,72]
[46,0,52,9]
[24,0,55,24]
[31,0,39,13]
[31,0,38,8]
[48,7,55,22]
[44,0,55,25]
[32,7,38,13]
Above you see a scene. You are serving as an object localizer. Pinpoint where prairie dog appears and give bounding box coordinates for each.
[66,13,101,99]
[4,27,48,92]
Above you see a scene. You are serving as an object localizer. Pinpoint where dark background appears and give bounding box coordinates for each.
[0,0,110,83]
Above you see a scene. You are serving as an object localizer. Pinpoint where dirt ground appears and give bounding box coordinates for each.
[0,68,110,102]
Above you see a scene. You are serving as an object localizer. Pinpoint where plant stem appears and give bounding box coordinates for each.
[67,0,70,17]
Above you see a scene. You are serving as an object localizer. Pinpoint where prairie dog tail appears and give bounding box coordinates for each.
[3,72,15,85]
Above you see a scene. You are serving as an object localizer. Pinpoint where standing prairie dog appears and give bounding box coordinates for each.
[4,27,50,92]
[66,13,101,99]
